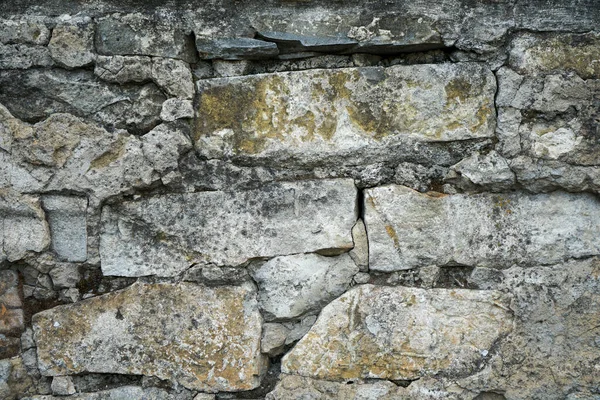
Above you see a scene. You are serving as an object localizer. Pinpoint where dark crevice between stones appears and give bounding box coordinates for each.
[76,265,136,298]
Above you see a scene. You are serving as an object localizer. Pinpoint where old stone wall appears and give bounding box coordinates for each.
[1,1,599,399]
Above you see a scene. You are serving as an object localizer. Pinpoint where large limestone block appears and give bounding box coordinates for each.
[365,185,600,271]
[282,285,512,381]
[33,282,265,392]
[100,179,357,277]
[195,64,496,165]
[0,189,50,262]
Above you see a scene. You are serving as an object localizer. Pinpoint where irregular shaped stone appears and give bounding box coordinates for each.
[24,385,188,400]
[33,282,265,392]
[100,179,357,277]
[196,38,278,60]
[0,190,50,262]
[212,60,252,77]
[195,64,496,166]
[0,18,50,45]
[0,44,53,69]
[257,32,357,54]
[48,264,80,289]
[0,271,23,337]
[365,185,600,271]
[446,151,515,191]
[94,55,152,84]
[160,98,194,121]
[282,285,513,381]
[96,14,198,63]
[261,323,290,357]
[42,196,87,262]
[48,18,95,68]
[509,32,600,79]
[51,376,75,396]
[0,69,164,134]
[250,253,358,321]
[151,58,194,99]
[140,122,192,175]
[0,355,48,400]
[349,219,368,271]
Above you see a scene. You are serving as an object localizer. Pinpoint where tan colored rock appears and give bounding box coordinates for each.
[282,285,512,381]
[364,185,600,271]
[195,63,496,165]
[33,282,265,392]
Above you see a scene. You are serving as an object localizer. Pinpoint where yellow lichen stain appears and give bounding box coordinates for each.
[527,35,600,78]
[385,225,401,250]
[445,78,472,104]
[89,135,127,170]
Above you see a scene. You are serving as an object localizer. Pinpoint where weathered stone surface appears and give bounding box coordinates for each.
[51,376,75,396]
[446,151,515,191]
[282,285,513,381]
[100,179,357,276]
[349,219,368,271]
[94,55,152,84]
[195,63,496,166]
[42,196,87,262]
[196,38,279,60]
[160,98,194,121]
[95,14,198,63]
[0,355,49,400]
[48,264,80,289]
[257,32,357,54]
[365,185,600,271]
[24,385,188,400]
[48,18,95,68]
[33,282,265,392]
[151,58,194,99]
[509,32,600,79]
[0,190,50,262]
[250,253,358,321]
[0,18,50,45]
[0,271,23,337]
[140,122,192,175]
[0,69,164,134]
[0,44,53,69]
[261,323,289,357]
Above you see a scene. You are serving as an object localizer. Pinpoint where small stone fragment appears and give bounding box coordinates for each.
[48,265,80,289]
[261,323,290,357]
[212,60,253,77]
[250,253,358,321]
[160,98,194,121]
[140,122,192,175]
[48,17,95,68]
[257,31,357,54]
[151,58,194,99]
[51,376,75,396]
[349,219,368,271]
[446,151,516,191]
[94,55,152,84]
[42,196,87,262]
[353,272,370,284]
[33,282,265,392]
[196,37,279,60]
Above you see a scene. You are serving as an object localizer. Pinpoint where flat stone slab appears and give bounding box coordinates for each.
[33,282,264,392]
[365,185,600,271]
[195,63,496,165]
[100,179,357,277]
[282,284,512,381]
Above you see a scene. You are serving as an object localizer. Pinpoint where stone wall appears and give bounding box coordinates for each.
[1,1,599,399]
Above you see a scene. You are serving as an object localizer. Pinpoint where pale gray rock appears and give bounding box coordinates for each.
[160,98,194,121]
[24,385,188,400]
[196,63,496,166]
[33,282,265,392]
[251,253,358,321]
[0,44,53,69]
[193,394,216,400]
[0,69,164,134]
[42,195,87,262]
[495,106,522,158]
[282,285,513,381]
[353,272,370,284]
[48,265,80,289]
[365,185,600,271]
[96,14,198,63]
[94,55,152,84]
[0,190,50,262]
[0,18,50,45]
[349,219,368,271]
[446,151,515,191]
[284,315,317,345]
[261,323,290,357]
[100,179,357,277]
[20,327,35,351]
[48,18,95,68]
[151,58,194,99]
[140,122,192,175]
[212,60,252,77]
[51,376,75,396]
[196,37,279,60]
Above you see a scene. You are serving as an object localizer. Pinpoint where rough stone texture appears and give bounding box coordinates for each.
[24,386,188,400]
[282,285,513,381]
[0,271,24,338]
[95,14,198,63]
[446,151,516,191]
[33,282,265,392]
[0,18,50,45]
[0,44,53,69]
[0,190,50,262]
[151,58,194,99]
[349,219,368,271]
[250,253,359,321]
[0,69,164,134]
[261,323,289,357]
[51,376,75,396]
[196,38,279,60]
[94,55,152,84]
[365,185,600,271]
[100,179,357,277]
[195,63,496,166]
[42,196,87,262]
[160,98,194,121]
[48,18,95,68]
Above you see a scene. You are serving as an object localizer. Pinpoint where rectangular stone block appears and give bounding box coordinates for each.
[100,179,357,277]
[42,195,87,262]
[365,185,600,271]
[33,282,265,392]
[195,63,496,165]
